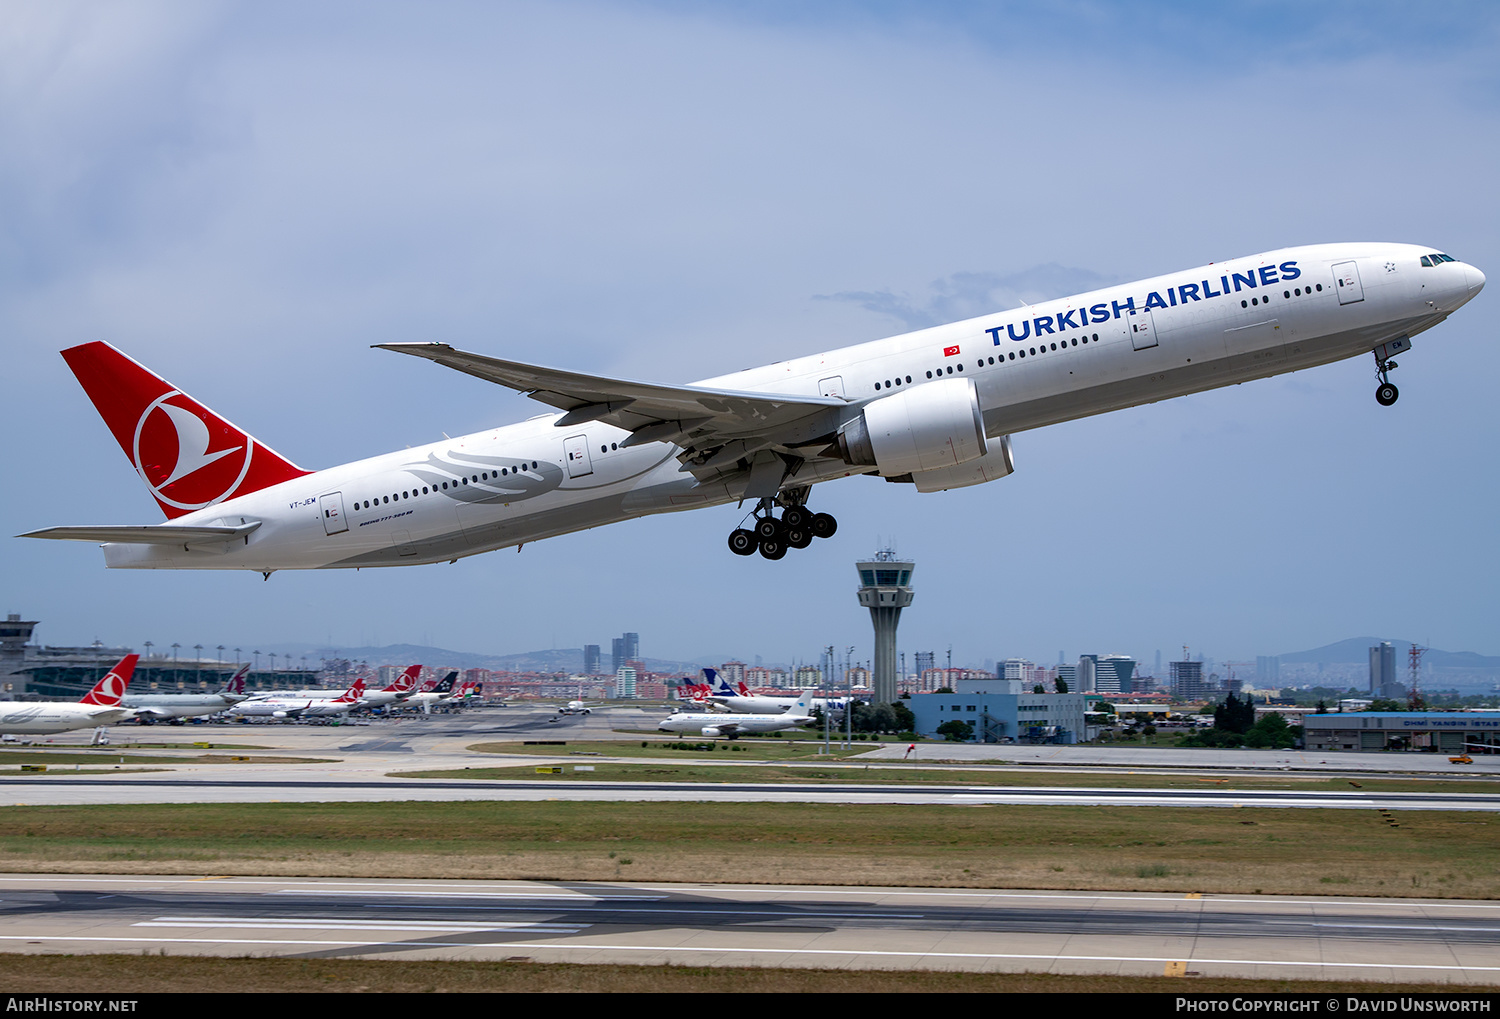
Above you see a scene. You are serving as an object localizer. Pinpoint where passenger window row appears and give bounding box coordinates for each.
[1242,283,1322,308]
[352,461,541,512]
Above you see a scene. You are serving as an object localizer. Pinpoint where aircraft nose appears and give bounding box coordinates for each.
[1467,263,1486,294]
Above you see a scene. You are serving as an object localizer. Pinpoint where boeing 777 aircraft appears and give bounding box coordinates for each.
[22,243,1483,567]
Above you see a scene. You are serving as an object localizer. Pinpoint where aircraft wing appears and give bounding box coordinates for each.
[19,523,261,547]
[375,343,849,488]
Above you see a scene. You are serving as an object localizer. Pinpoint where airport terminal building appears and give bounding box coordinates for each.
[907,679,1086,744]
[1302,711,1500,754]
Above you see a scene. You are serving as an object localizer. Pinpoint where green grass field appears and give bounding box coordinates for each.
[1,800,1494,899]
[401,759,1500,794]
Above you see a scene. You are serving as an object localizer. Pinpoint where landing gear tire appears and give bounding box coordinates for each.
[811,512,837,539]
[728,528,757,556]
[754,516,784,542]
[1376,382,1399,406]
[782,506,810,530]
[759,538,787,560]
[786,526,813,549]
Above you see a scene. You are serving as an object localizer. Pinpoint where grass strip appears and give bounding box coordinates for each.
[399,761,1500,794]
[0,800,1494,898]
[0,954,1486,993]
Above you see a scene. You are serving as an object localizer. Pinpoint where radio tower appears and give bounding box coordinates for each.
[1407,644,1426,711]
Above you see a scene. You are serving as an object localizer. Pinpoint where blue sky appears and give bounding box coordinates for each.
[3,1,1497,671]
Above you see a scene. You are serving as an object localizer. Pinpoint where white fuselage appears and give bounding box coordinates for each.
[0,702,131,735]
[658,709,815,737]
[707,694,846,715]
[124,693,245,722]
[95,243,1483,571]
[229,694,360,719]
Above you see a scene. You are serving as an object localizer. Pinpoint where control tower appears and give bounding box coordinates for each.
[856,549,915,704]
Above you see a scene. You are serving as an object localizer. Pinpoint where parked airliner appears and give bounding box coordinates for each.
[658,689,818,739]
[699,668,846,716]
[23,244,1483,566]
[0,656,137,735]
[124,663,249,724]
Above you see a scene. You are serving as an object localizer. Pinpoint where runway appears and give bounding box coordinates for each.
[2,874,1497,983]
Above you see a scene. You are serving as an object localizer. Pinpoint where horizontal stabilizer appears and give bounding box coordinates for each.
[19,522,261,546]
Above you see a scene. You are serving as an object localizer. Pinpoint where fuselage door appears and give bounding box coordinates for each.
[318,492,348,535]
[818,376,846,399]
[1129,309,1159,350]
[563,435,593,478]
[1334,261,1365,305]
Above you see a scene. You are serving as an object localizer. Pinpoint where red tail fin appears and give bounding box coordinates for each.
[61,342,310,519]
[393,664,421,693]
[79,655,138,706]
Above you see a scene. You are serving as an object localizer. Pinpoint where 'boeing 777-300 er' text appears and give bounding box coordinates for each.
[22,243,1484,570]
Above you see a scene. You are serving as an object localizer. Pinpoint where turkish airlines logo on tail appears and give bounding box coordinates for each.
[80,655,138,706]
[133,392,255,511]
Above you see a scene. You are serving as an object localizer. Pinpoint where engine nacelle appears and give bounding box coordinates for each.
[701,726,723,737]
[834,377,987,476]
[909,435,1014,492]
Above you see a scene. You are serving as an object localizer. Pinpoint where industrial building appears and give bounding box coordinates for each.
[1302,711,1500,754]
[905,679,1086,744]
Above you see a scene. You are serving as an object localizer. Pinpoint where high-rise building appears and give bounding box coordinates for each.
[1170,660,1206,701]
[623,632,640,662]
[856,549,915,704]
[583,645,601,676]
[1096,655,1136,694]
[1369,641,1397,696]
[1256,656,1280,686]
[611,638,625,674]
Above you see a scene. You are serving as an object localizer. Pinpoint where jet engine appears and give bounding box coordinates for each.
[908,435,1014,492]
[832,377,988,476]
[701,726,724,737]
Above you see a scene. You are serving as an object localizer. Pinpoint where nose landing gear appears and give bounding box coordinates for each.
[1374,347,1401,406]
[727,494,838,560]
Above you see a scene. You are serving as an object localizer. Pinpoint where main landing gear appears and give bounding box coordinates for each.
[727,494,837,560]
[1374,350,1399,407]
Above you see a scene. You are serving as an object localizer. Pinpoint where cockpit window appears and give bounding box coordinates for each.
[1421,256,1433,267]
[1439,253,1456,262]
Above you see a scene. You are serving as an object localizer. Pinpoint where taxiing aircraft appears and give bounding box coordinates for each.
[228,677,366,720]
[22,245,1484,567]
[0,655,138,735]
[658,688,817,739]
[125,662,249,724]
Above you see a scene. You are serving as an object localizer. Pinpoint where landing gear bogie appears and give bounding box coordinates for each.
[728,495,837,560]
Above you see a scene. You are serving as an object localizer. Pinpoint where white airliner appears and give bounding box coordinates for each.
[124,663,249,724]
[228,678,366,719]
[698,668,846,716]
[22,244,1483,566]
[0,655,137,735]
[658,688,818,739]
[357,664,422,709]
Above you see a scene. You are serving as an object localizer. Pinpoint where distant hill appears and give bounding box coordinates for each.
[256,641,715,676]
[1275,638,1500,671]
